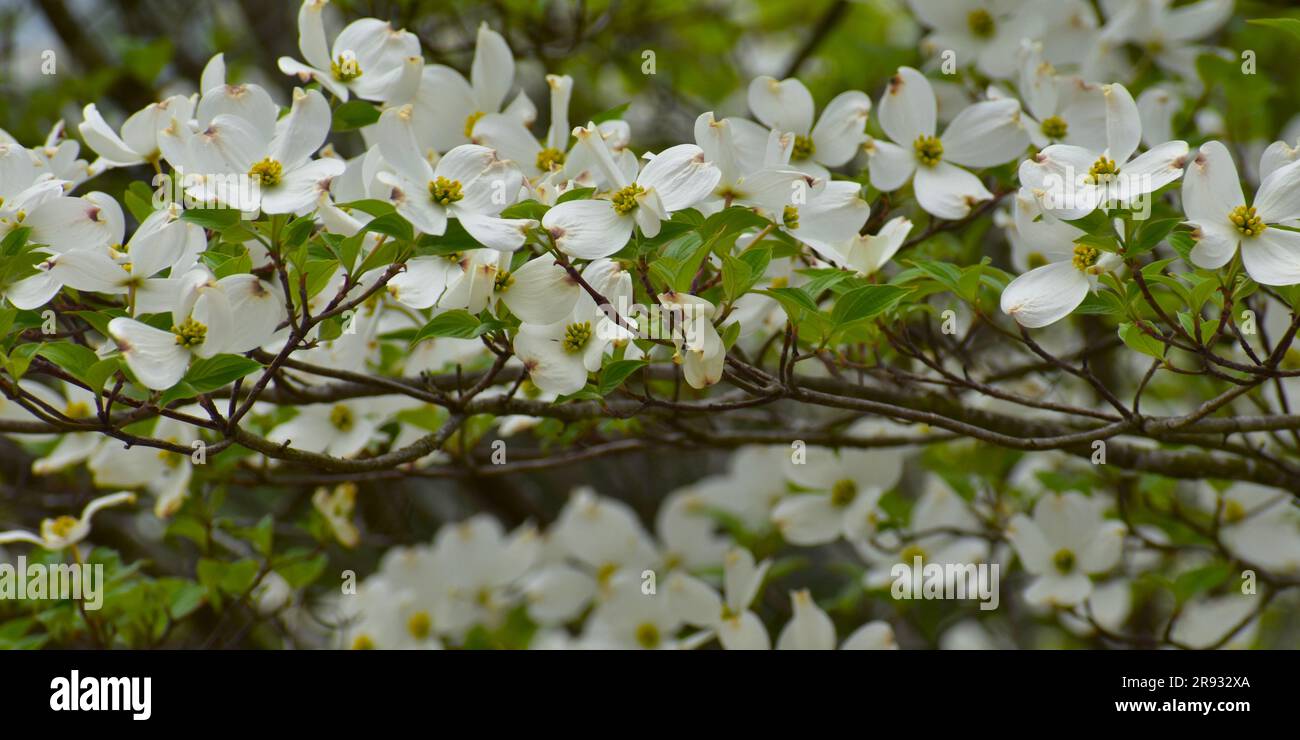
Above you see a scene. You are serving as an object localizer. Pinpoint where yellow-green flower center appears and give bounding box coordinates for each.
[612,183,645,215]
[329,404,355,432]
[968,8,995,38]
[1229,204,1265,237]
[899,543,927,564]
[331,52,363,82]
[464,111,485,138]
[782,205,800,230]
[65,401,91,418]
[830,478,857,507]
[635,622,661,649]
[1052,548,1075,574]
[1087,156,1120,183]
[1040,115,1068,140]
[1072,243,1101,272]
[172,317,207,348]
[49,515,78,539]
[494,269,515,293]
[1223,499,1246,524]
[351,634,375,650]
[562,321,592,353]
[791,134,816,161]
[429,176,464,206]
[407,611,432,640]
[536,147,566,172]
[913,135,944,167]
[249,157,284,188]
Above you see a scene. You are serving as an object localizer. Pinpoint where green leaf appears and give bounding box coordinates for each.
[500,199,549,220]
[832,284,909,326]
[275,552,328,589]
[183,354,263,393]
[758,286,822,322]
[5,342,42,380]
[598,359,648,395]
[1172,562,1234,604]
[1130,218,1181,255]
[332,100,382,131]
[36,342,99,381]
[591,102,630,124]
[335,199,396,218]
[411,310,482,344]
[1063,209,1110,234]
[182,208,242,231]
[414,219,485,256]
[721,255,753,301]
[358,211,414,242]
[124,181,158,222]
[1118,321,1166,359]
[557,187,597,204]
[1247,18,1300,42]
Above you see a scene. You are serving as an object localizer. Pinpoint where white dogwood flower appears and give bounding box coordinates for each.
[1182,140,1300,285]
[277,0,421,102]
[0,492,136,551]
[375,110,535,248]
[1014,41,1107,151]
[668,547,772,649]
[472,74,576,179]
[866,67,1027,219]
[1006,492,1124,607]
[775,589,897,649]
[745,76,872,179]
[410,24,535,154]
[1019,82,1187,221]
[910,0,1046,80]
[184,87,344,214]
[657,290,725,389]
[999,192,1120,328]
[772,445,905,545]
[79,95,195,170]
[268,400,379,458]
[541,123,720,259]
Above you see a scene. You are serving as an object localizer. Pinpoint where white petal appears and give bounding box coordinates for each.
[270,88,332,169]
[878,67,936,144]
[913,161,992,220]
[295,0,330,70]
[1000,260,1089,328]
[218,274,284,352]
[941,98,1029,168]
[747,76,815,135]
[841,621,897,650]
[810,90,871,167]
[1115,140,1188,202]
[542,199,631,260]
[471,24,514,114]
[1242,227,1300,286]
[497,257,580,324]
[261,158,345,214]
[775,590,835,650]
[865,138,916,192]
[77,104,143,165]
[1102,83,1141,164]
[1254,158,1300,225]
[718,611,770,650]
[772,494,842,546]
[196,83,279,135]
[636,144,720,213]
[513,329,588,395]
[1182,140,1243,226]
[108,317,191,390]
